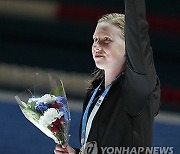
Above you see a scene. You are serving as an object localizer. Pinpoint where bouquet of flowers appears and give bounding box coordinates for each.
[15,73,71,145]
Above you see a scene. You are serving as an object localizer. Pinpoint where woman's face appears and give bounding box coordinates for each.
[92,22,125,71]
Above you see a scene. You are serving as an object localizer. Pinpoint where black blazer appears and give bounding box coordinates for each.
[78,0,161,151]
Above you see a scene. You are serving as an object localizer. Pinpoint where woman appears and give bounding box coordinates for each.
[54,0,160,153]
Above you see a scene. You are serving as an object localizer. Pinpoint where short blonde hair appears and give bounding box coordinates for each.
[98,13,125,36]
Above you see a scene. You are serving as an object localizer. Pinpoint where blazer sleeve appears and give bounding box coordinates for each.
[123,0,161,116]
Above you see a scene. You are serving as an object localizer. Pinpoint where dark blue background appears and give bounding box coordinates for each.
[0,102,180,154]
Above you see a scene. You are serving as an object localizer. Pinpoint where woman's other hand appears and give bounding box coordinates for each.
[54,144,76,154]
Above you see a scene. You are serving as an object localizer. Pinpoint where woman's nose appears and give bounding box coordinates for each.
[93,42,102,51]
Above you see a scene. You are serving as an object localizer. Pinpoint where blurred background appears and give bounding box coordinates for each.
[0,0,180,153]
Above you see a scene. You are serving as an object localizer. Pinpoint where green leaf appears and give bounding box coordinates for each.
[52,85,63,96]
[22,108,41,120]
[27,101,36,112]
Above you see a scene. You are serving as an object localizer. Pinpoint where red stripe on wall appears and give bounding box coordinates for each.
[55,4,122,23]
[147,15,180,34]
[161,87,180,104]
[55,4,180,34]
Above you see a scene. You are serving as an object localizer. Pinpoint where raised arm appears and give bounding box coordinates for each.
[123,0,160,116]
[125,0,156,77]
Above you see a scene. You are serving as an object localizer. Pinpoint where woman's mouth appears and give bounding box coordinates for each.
[95,54,105,58]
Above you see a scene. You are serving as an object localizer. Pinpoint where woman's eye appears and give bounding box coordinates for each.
[93,37,111,44]
[93,37,98,43]
[104,37,111,43]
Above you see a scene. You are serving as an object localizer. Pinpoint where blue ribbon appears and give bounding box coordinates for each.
[81,82,111,145]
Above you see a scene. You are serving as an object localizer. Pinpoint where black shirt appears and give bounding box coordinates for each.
[77,0,161,153]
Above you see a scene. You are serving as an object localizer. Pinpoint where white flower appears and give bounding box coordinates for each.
[38,94,56,104]
[28,94,57,104]
[28,97,39,103]
[39,108,63,127]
